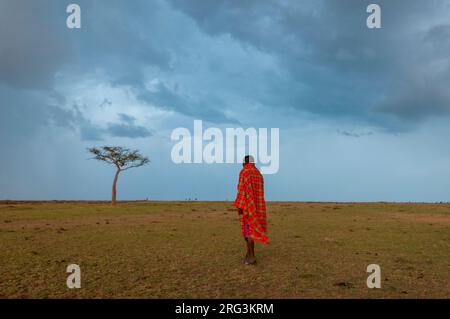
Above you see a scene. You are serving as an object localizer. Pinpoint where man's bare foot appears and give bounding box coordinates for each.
[244,255,257,265]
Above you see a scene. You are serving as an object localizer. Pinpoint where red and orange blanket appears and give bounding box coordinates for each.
[234,163,269,243]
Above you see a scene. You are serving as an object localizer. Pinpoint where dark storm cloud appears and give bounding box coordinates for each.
[112,73,237,124]
[69,106,153,140]
[168,0,450,128]
[2,0,450,138]
[0,0,71,89]
[74,0,172,71]
[106,123,152,138]
[375,74,450,121]
[136,82,239,124]
[109,112,153,139]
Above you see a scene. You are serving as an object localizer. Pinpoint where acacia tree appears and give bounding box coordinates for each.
[87,146,150,206]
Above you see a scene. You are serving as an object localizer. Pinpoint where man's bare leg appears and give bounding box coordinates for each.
[245,238,256,265]
[243,238,249,263]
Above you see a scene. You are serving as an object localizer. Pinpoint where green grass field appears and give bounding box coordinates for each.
[0,201,449,298]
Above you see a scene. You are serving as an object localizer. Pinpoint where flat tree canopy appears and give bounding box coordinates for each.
[88,146,150,170]
[88,146,150,205]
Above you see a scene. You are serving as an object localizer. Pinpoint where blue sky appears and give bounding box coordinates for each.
[1,0,450,201]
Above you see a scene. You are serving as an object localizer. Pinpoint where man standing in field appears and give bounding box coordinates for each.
[234,155,269,265]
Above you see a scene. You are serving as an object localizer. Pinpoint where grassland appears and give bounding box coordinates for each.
[0,201,449,298]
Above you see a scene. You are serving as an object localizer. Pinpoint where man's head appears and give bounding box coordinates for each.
[243,155,255,167]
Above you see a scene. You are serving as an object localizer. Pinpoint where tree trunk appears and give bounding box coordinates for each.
[112,168,121,206]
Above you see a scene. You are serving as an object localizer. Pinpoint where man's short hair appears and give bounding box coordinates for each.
[244,155,255,163]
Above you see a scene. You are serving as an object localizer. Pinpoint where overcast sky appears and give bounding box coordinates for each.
[1,0,450,201]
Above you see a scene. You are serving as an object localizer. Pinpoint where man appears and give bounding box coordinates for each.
[234,155,269,265]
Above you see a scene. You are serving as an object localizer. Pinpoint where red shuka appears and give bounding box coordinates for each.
[234,163,269,243]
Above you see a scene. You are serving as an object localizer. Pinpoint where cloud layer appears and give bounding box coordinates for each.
[1,0,450,200]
